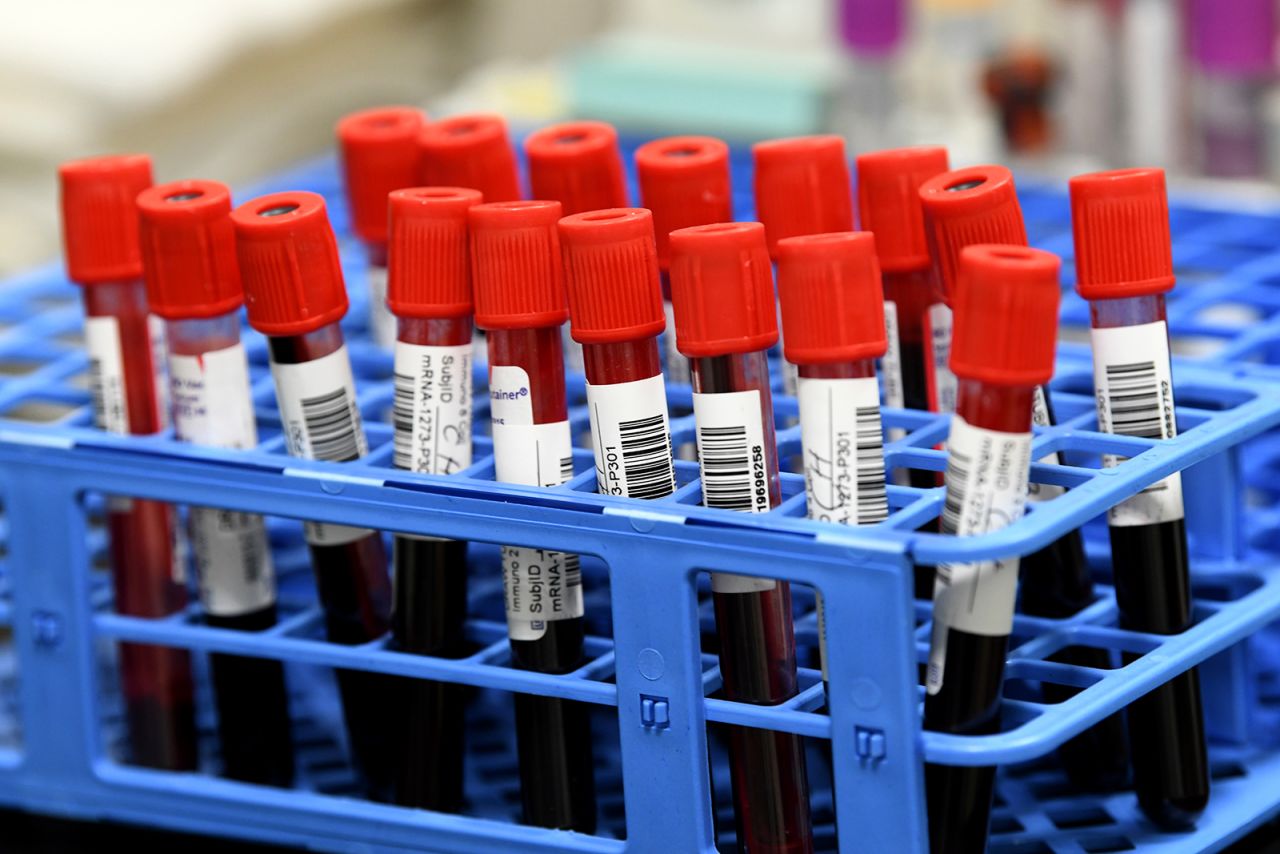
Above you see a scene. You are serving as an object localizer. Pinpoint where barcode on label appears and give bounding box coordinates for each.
[616,413,676,499]
[89,357,107,429]
[1103,361,1163,439]
[700,425,754,511]
[301,387,362,462]
[854,406,890,522]
[391,371,414,469]
[559,454,574,483]
[940,442,972,536]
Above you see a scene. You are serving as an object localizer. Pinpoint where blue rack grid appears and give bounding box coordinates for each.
[0,146,1277,852]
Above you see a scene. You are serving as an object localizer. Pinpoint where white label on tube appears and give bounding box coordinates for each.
[148,315,171,429]
[562,327,585,376]
[1091,321,1184,526]
[797,376,889,527]
[925,302,957,415]
[85,315,129,434]
[927,415,1032,694]
[392,341,473,475]
[170,344,258,449]
[693,389,777,593]
[489,363,581,640]
[662,301,690,385]
[1026,385,1065,503]
[367,265,396,350]
[880,301,905,434]
[170,344,275,615]
[586,374,675,500]
[271,345,372,546]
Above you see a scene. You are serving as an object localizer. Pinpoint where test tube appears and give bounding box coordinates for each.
[559,207,676,500]
[1185,0,1276,179]
[925,245,1062,854]
[775,231,890,693]
[635,136,733,387]
[336,106,428,350]
[58,155,197,771]
[231,191,396,801]
[669,222,813,854]
[418,113,522,202]
[1070,168,1210,827]
[469,200,596,831]
[754,136,855,401]
[385,186,483,810]
[855,146,951,453]
[137,179,293,786]
[833,0,907,153]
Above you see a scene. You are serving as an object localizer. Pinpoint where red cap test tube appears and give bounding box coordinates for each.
[669,221,813,854]
[385,186,483,811]
[635,136,733,385]
[1070,167,1209,828]
[560,208,676,500]
[137,178,293,787]
[470,199,597,832]
[776,231,889,689]
[918,165,1027,415]
[418,113,522,203]
[336,105,428,349]
[923,245,1061,854]
[231,190,396,801]
[58,154,197,772]
[855,146,950,428]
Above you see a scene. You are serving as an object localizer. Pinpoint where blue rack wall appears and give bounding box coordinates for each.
[0,145,1278,852]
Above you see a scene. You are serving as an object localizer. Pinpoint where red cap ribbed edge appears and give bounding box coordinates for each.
[753,135,854,258]
[137,179,242,320]
[336,105,427,246]
[230,191,348,336]
[1069,168,1175,301]
[469,200,568,330]
[58,154,153,285]
[951,245,1061,387]
[386,186,483,319]
[418,113,522,203]
[524,120,628,215]
[635,135,733,270]
[669,222,778,358]
[855,146,950,273]
[559,208,665,344]
[776,232,887,365]
[919,165,1027,303]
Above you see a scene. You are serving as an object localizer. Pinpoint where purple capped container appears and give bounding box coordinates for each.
[1186,0,1276,76]
[837,0,906,57]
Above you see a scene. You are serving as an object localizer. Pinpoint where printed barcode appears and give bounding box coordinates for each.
[1104,360,1163,440]
[560,454,574,483]
[391,370,414,469]
[88,357,106,429]
[564,552,582,588]
[301,387,362,462]
[618,413,676,500]
[700,425,753,511]
[940,443,973,536]
[855,406,889,523]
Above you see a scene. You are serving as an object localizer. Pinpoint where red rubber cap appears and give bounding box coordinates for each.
[469,200,568,330]
[58,154,153,285]
[387,186,483,320]
[753,135,854,258]
[524,120,627,215]
[1069,168,1175,301]
[336,106,427,246]
[635,135,733,270]
[669,222,778,358]
[418,113,521,203]
[137,180,242,320]
[777,232,887,365]
[231,191,348,336]
[559,208,665,345]
[919,165,1027,303]
[950,245,1061,387]
[855,146,951,274]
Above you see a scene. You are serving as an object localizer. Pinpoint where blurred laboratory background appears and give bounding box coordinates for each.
[2,0,1277,276]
